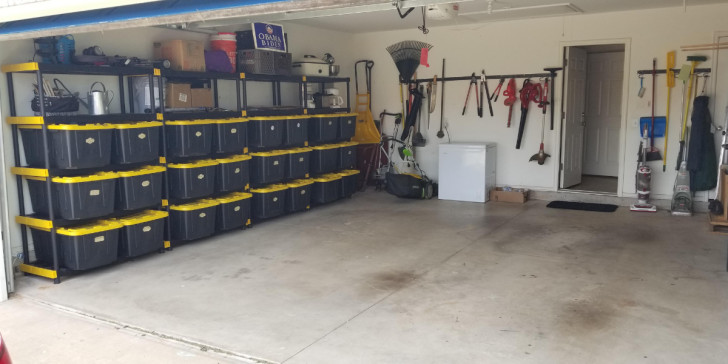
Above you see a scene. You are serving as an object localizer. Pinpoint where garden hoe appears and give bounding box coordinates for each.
[530,79,550,165]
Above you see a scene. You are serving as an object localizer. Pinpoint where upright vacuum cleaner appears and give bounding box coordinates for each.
[631,125,657,212]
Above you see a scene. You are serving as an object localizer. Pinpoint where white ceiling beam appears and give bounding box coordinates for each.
[0,0,164,23]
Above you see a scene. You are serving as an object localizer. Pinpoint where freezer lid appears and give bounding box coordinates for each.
[439,142,495,149]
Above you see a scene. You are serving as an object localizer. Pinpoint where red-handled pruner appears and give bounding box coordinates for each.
[502,78,517,127]
[490,78,505,102]
[462,72,481,116]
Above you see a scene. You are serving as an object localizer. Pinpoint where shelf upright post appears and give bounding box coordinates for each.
[346,79,351,112]
[272,81,278,106]
[6,73,30,266]
[235,79,242,113]
[241,74,248,112]
[127,77,135,113]
[213,79,219,109]
[302,78,308,112]
[118,75,126,114]
[276,81,282,107]
[153,69,172,249]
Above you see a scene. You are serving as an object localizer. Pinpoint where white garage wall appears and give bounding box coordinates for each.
[345,3,728,200]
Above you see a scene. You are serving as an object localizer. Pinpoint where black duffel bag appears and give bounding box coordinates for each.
[386,172,434,199]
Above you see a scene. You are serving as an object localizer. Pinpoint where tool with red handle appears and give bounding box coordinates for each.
[503,78,517,127]
[515,79,539,149]
[462,72,480,116]
[529,79,550,165]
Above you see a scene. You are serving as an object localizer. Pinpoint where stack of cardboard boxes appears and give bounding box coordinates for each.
[155,40,214,109]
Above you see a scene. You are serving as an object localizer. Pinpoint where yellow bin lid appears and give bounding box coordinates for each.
[170,199,220,211]
[165,120,216,126]
[114,210,169,226]
[250,184,288,193]
[216,154,252,164]
[211,192,253,204]
[51,171,118,183]
[287,147,313,154]
[117,165,166,177]
[56,219,123,236]
[43,124,115,131]
[337,169,361,177]
[312,174,342,182]
[250,150,288,157]
[287,179,314,188]
[112,121,163,129]
[168,159,219,169]
[311,144,340,151]
[215,118,248,124]
[337,141,359,148]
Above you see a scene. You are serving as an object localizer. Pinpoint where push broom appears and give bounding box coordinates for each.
[663,51,675,172]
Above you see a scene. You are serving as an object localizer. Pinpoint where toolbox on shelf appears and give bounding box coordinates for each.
[20,124,114,169]
[215,154,251,193]
[337,113,357,141]
[27,172,118,220]
[248,116,284,151]
[250,184,288,220]
[169,199,219,241]
[111,122,162,165]
[337,169,360,198]
[286,147,312,180]
[311,174,342,205]
[310,144,340,175]
[114,210,167,258]
[250,150,287,186]
[116,165,165,211]
[282,115,310,147]
[30,220,123,270]
[208,192,252,231]
[309,114,339,144]
[213,118,248,154]
[337,141,358,170]
[285,179,313,213]
[167,159,218,200]
[165,120,214,158]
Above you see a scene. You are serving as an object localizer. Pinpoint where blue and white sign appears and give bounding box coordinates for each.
[252,22,287,53]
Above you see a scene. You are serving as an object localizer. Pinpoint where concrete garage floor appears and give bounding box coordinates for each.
[6,191,728,363]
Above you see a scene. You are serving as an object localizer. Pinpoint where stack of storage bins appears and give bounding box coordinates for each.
[165,118,251,242]
[20,121,168,272]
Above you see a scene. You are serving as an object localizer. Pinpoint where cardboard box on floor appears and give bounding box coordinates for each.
[158,40,206,72]
[490,187,529,203]
[190,88,213,108]
[165,83,191,108]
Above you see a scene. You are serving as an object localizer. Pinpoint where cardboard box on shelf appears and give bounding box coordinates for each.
[490,187,529,203]
[160,40,206,72]
[165,83,191,108]
[190,88,213,108]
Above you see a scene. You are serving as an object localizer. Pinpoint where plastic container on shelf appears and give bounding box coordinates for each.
[337,113,357,141]
[165,120,214,158]
[167,159,218,200]
[310,144,340,175]
[336,141,359,170]
[250,184,288,220]
[336,169,361,198]
[215,154,251,193]
[282,115,310,147]
[30,219,122,270]
[208,192,252,231]
[309,114,339,144]
[285,179,313,213]
[285,147,312,180]
[114,210,168,258]
[111,122,162,165]
[248,116,284,151]
[250,150,287,186]
[116,165,165,211]
[169,199,219,241]
[20,124,114,169]
[311,174,342,205]
[27,172,118,220]
[210,32,237,70]
[213,118,248,155]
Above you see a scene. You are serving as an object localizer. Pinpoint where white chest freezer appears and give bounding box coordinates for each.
[438,142,496,203]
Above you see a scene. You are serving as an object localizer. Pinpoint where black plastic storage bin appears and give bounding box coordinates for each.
[27,172,118,220]
[31,220,122,270]
[337,169,361,198]
[310,144,340,175]
[337,141,358,170]
[285,179,313,213]
[248,116,284,151]
[309,114,339,144]
[213,118,248,154]
[111,122,162,165]
[215,154,251,193]
[251,184,288,220]
[165,120,214,158]
[286,147,312,180]
[337,113,357,141]
[115,210,167,258]
[209,192,252,231]
[20,124,113,169]
[283,115,310,147]
[116,165,165,211]
[169,199,219,241]
[311,174,342,205]
[167,159,218,200]
[250,150,287,186]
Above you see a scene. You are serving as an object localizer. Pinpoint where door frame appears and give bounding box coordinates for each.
[557,38,631,197]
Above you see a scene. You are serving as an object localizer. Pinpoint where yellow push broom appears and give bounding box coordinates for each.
[663,51,675,172]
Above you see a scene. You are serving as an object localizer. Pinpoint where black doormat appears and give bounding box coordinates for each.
[546,201,618,212]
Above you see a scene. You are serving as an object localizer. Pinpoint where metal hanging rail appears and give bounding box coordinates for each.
[414,70,562,84]
[636,67,711,75]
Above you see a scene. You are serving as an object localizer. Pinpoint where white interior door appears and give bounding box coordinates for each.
[561,47,588,188]
[583,52,624,176]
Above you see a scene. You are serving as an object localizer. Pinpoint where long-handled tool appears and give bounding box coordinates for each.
[544,67,560,130]
[645,58,662,161]
[462,72,480,116]
[503,78,517,128]
[529,80,550,165]
[481,70,494,117]
[490,78,504,102]
[516,79,539,149]
[663,51,676,172]
[676,55,706,169]
[709,104,728,215]
[437,59,446,139]
[413,85,427,147]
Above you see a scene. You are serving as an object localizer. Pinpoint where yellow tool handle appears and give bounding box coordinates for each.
[667,51,676,88]
[663,87,671,170]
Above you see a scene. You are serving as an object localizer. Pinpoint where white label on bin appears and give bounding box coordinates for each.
[141,180,150,187]
[234,206,240,212]
[195,131,202,137]
[328,121,332,125]
[89,189,100,196]
[179,92,188,102]
[138,133,146,140]
[301,190,306,195]
[94,236,105,243]
[296,122,301,128]
[298,157,304,162]
[143,226,152,232]
[235,168,240,174]
[231,128,237,134]
[199,212,206,218]
[273,197,278,202]
[348,151,352,155]
[273,161,279,166]
[270,125,275,131]
[198,174,205,179]
[348,120,352,124]
[86,137,95,144]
